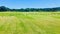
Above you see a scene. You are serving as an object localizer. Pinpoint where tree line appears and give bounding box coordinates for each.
[0,6,60,12]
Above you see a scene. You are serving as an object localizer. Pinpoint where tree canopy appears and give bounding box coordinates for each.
[0,6,60,12]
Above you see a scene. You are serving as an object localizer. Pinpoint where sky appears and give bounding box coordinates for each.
[0,0,60,9]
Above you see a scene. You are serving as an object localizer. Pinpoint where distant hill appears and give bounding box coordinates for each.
[0,6,60,12]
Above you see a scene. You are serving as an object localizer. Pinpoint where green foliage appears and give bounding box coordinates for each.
[0,6,60,12]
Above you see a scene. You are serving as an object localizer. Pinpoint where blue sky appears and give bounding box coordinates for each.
[0,0,60,9]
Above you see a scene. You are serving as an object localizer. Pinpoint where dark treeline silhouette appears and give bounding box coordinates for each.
[0,6,60,12]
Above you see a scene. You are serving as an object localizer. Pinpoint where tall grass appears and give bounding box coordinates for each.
[0,12,60,34]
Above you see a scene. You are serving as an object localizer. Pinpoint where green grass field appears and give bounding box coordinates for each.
[0,12,60,34]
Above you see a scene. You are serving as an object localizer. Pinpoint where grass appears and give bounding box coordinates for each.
[0,12,60,34]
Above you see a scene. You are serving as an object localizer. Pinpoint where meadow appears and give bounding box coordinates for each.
[0,12,60,34]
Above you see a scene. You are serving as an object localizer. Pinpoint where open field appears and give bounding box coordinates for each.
[0,12,60,34]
